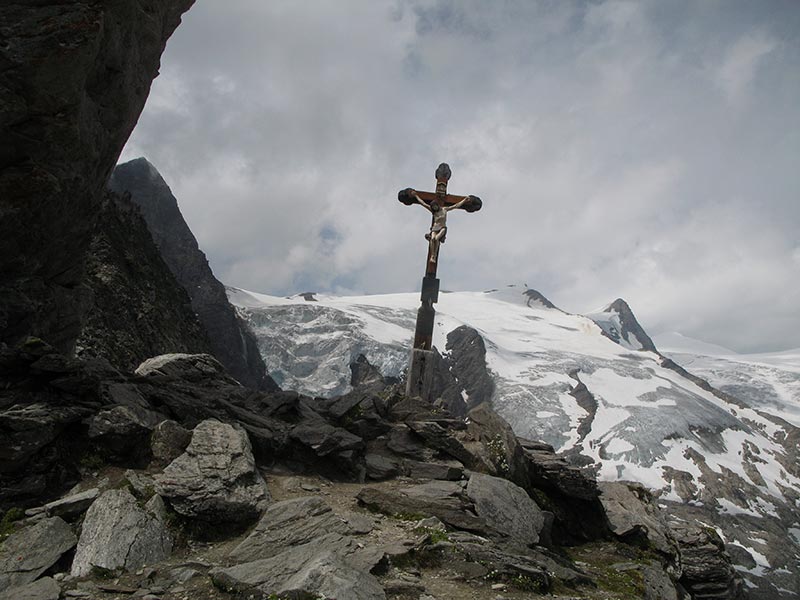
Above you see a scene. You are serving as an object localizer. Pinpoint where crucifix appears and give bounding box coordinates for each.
[398,163,482,400]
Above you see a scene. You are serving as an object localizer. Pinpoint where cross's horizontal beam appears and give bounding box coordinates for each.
[411,190,466,206]
[398,188,482,212]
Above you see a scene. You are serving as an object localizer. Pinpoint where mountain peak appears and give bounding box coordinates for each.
[605,298,632,314]
[587,298,657,353]
[523,288,559,310]
[481,285,561,310]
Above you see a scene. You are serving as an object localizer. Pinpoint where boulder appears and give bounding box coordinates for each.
[231,496,350,563]
[212,545,385,600]
[290,421,364,457]
[87,404,160,464]
[463,403,527,481]
[0,517,76,589]
[149,420,191,467]
[405,420,474,465]
[402,458,463,481]
[466,473,544,548]
[388,396,443,422]
[517,437,606,544]
[357,481,485,533]
[598,482,674,556]
[365,454,400,480]
[522,439,598,501]
[289,420,365,476]
[42,488,99,520]
[386,425,433,460]
[327,392,365,420]
[0,401,91,474]
[71,489,172,576]
[135,353,239,384]
[0,576,61,600]
[154,419,269,525]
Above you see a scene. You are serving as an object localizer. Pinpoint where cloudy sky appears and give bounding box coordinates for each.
[120,0,799,353]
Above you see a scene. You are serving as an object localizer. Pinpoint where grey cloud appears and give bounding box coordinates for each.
[121,0,800,352]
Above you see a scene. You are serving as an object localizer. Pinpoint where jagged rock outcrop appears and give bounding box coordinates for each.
[430,325,495,416]
[0,0,195,354]
[109,158,277,391]
[350,353,396,392]
[598,481,676,556]
[154,419,270,527]
[672,523,746,600]
[75,191,212,370]
[71,489,173,576]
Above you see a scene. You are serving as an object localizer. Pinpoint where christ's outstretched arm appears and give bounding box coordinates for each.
[443,195,469,212]
[413,192,432,212]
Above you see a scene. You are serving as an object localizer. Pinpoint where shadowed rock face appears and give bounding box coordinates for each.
[429,325,495,417]
[75,191,212,370]
[0,0,195,354]
[109,158,277,391]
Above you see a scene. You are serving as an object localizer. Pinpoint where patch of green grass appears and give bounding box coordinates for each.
[595,566,645,597]
[80,452,105,470]
[0,507,25,543]
[511,574,548,592]
[484,569,549,593]
[428,529,450,544]
[565,542,648,597]
[391,511,427,521]
[413,525,450,544]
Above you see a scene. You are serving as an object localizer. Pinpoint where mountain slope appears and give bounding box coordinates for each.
[231,284,800,599]
[110,158,277,391]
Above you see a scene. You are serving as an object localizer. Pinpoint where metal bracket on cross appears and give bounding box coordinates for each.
[397,163,482,400]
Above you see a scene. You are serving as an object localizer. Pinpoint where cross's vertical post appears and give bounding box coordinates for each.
[398,163,482,400]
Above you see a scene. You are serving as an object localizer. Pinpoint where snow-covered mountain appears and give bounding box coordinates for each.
[229,284,799,598]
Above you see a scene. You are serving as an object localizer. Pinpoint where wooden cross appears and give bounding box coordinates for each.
[398,163,482,278]
[398,163,482,400]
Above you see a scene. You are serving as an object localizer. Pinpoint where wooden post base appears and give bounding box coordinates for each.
[405,348,435,400]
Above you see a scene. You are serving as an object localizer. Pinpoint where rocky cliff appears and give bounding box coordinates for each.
[0,0,194,354]
[75,190,212,370]
[109,158,277,391]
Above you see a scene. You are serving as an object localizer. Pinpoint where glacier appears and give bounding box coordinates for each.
[229,283,800,598]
